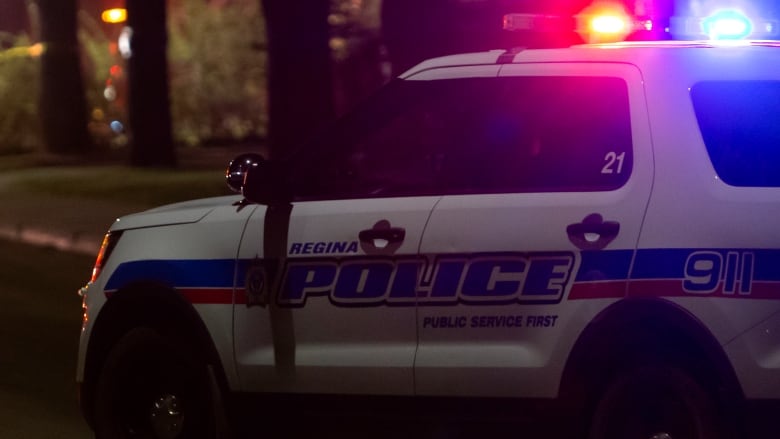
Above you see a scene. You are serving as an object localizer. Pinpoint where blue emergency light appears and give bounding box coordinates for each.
[670,8,779,41]
[703,10,753,40]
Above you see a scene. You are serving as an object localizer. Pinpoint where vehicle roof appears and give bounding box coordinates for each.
[400,40,780,81]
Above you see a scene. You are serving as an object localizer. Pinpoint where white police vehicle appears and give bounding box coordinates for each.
[77,4,780,439]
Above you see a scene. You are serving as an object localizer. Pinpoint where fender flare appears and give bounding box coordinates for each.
[559,297,743,412]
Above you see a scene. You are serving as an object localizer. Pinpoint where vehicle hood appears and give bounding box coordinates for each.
[109,195,244,232]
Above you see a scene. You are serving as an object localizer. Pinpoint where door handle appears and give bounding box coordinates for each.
[359,220,405,255]
[567,213,620,251]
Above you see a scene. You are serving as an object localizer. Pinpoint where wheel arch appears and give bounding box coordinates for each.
[80,280,229,429]
[559,297,743,417]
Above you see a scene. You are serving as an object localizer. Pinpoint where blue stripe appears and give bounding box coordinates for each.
[631,249,690,279]
[748,250,780,282]
[632,249,780,282]
[105,259,236,291]
[576,250,633,282]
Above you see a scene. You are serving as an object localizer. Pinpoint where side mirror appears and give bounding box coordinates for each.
[226,153,291,205]
[226,153,264,193]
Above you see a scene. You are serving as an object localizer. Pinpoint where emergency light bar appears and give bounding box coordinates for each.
[503,2,780,44]
[503,10,651,43]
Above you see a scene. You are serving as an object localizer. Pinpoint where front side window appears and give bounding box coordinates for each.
[293,75,633,200]
[692,80,780,187]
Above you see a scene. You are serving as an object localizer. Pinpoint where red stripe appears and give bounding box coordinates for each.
[105,288,237,304]
[629,280,780,299]
[628,280,686,298]
[568,281,627,300]
[235,288,248,305]
[747,282,780,299]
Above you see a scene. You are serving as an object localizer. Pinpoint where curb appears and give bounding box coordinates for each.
[0,225,101,256]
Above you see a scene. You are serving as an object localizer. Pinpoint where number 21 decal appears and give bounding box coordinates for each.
[601,151,626,174]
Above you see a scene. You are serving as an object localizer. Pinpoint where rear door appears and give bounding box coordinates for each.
[414,63,654,398]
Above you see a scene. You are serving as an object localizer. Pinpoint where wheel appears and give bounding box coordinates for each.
[93,327,216,439]
[588,365,724,439]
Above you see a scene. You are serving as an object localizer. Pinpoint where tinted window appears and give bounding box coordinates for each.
[293,76,632,200]
[692,81,780,187]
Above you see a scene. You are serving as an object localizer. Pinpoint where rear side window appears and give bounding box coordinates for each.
[295,75,633,199]
[437,76,632,194]
[692,80,780,187]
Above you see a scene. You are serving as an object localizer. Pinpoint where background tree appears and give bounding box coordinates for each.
[0,34,42,154]
[168,0,266,148]
[329,0,385,116]
[126,0,176,167]
[261,0,333,159]
[37,0,91,155]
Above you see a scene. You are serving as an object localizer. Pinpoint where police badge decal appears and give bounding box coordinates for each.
[245,257,268,307]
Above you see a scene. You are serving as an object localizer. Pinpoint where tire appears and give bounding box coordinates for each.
[588,365,723,439]
[93,327,216,439]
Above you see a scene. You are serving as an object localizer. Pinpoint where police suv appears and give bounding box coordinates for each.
[77,6,780,439]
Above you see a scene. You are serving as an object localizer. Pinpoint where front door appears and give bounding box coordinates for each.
[234,197,436,395]
[231,68,507,394]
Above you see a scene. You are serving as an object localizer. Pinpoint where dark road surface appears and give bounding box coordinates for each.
[0,240,92,438]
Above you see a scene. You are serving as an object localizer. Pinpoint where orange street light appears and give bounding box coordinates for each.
[101,8,127,24]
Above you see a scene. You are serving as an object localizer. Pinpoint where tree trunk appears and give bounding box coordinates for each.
[261,0,334,160]
[37,0,91,155]
[126,0,176,167]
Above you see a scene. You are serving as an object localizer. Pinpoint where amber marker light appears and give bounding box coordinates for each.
[101,8,127,24]
[90,231,122,283]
